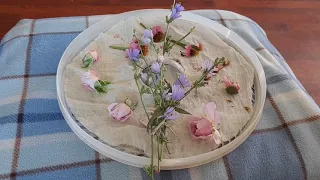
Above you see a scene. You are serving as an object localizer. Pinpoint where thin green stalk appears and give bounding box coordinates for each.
[162,23,171,55]
[140,23,149,29]
[133,67,151,120]
[109,45,128,51]
[151,120,166,135]
[150,135,154,180]
[157,135,160,172]
[134,63,144,69]
[181,58,224,100]
[167,26,195,50]
[169,39,185,48]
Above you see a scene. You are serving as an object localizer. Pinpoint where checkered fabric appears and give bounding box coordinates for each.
[0,10,319,180]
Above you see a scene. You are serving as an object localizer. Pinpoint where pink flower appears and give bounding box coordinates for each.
[81,70,99,91]
[152,26,164,36]
[130,40,140,50]
[223,76,240,95]
[107,103,133,122]
[82,51,99,68]
[194,42,203,51]
[188,102,222,145]
[152,26,164,42]
[88,50,99,62]
[188,117,213,140]
[181,45,199,57]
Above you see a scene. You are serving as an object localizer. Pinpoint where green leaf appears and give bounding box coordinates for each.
[94,81,108,93]
[147,108,164,131]
[175,107,191,115]
[81,58,93,68]
[98,80,111,86]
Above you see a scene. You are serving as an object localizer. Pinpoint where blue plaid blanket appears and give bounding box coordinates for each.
[0,10,319,180]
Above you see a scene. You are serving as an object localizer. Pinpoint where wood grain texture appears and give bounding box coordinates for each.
[0,0,319,105]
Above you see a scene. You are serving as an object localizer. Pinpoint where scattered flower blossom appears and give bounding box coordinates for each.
[181,45,199,57]
[174,74,190,88]
[81,70,99,90]
[151,62,161,74]
[81,51,99,68]
[126,48,140,62]
[172,84,185,101]
[152,26,164,42]
[108,103,133,122]
[162,107,179,120]
[170,3,185,20]
[223,76,240,95]
[188,102,221,145]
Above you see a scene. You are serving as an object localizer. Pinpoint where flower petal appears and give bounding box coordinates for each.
[212,130,222,145]
[107,103,119,113]
[89,51,99,62]
[203,102,217,122]
[223,76,232,87]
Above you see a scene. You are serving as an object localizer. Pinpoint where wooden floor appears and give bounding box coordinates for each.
[0,0,319,105]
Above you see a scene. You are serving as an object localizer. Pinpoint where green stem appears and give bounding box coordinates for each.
[169,40,186,48]
[151,120,166,135]
[162,23,171,55]
[151,135,154,179]
[109,45,128,51]
[134,63,144,69]
[167,26,195,50]
[157,136,160,172]
[133,67,151,120]
[169,40,201,50]
[140,23,149,29]
[181,58,224,101]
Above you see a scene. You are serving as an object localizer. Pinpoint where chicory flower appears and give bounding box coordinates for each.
[142,29,153,45]
[125,48,140,62]
[170,3,185,20]
[172,84,185,101]
[151,62,161,74]
[162,107,179,120]
[174,74,190,88]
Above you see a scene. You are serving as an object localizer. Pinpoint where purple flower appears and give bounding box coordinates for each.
[162,107,179,120]
[141,72,147,82]
[151,62,161,74]
[174,74,190,88]
[170,3,185,20]
[142,29,153,45]
[202,59,213,72]
[172,84,185,101]
[126,48,140,62]
[162,89,172,101]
